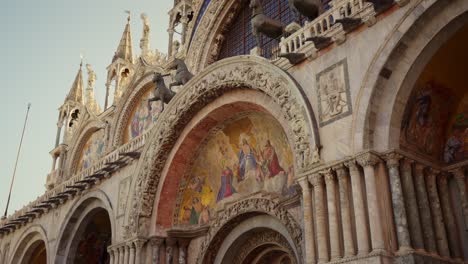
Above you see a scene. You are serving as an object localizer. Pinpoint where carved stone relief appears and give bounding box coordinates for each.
[316,59,352,126]
[118,177,132,217]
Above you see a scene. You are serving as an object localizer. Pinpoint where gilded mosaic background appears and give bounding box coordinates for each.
[125,88,162,143]
[77,129,106,172]
[176,113,295,226]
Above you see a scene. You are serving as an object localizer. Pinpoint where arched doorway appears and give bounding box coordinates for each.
[68,208,111,264]
[399,22,468,165]
[55,195,114,264]
[9,228,48,264]
[25,241,47,264]
[221,228,295,264]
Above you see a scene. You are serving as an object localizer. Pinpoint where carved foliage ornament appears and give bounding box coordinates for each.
[196,197,302,264]
[126,57,319,237]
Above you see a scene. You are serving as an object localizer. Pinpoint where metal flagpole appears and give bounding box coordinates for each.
[3,103,32,219]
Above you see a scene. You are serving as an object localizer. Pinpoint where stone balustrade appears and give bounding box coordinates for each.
[278,0,376,56]
[298,150,467,263]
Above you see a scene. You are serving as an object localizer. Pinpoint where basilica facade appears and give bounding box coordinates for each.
[1,0,467,263]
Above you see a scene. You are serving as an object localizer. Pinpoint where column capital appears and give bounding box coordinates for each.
[437,172,449,186]
[149,236,165,247]
[333,164,348,183]
[321,168,335,184]
[450,167,465,179]
[344,160,359,172]
[384,153,403,167]
[413,162,426,173]
[178,238,190,248]
[426,168,440,178]
[298,177,310,191]
[127,241,136,248]
[133,238,147,249]
[356,153,381,168]
[309,174,323,187]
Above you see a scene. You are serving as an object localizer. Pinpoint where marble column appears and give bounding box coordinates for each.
[400,159,424,251]
[150,237,164,264]
[108,247,115,264]
[426,169,450,257]
[310,174,329,263]
[324,169,341,260]
[452,168,468,233]
[335,165,356,257]
[385,153,412,253]
[129,242,136,264]
[438,174,462,260]
[119,246,125,264]
[166,239,175,264]
[178,239,189,264]
[135,239,146,264]
[345,160,370,255]
[413,163,437,254]
[357,153,386,253]
[124,244,130,264]
[298,177,316,264]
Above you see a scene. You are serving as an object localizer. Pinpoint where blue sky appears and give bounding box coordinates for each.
[0,0,173,216]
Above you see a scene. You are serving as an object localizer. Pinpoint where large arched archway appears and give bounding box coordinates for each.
[126,56,320,237]
[55,192,114,264]
[9,226,49,264]
[352,0,468,152]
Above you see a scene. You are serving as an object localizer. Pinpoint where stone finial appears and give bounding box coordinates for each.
[140,13,151,54]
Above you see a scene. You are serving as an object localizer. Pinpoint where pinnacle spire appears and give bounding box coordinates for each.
[113,11,134,63]
[65,62,84,104]
[85,64,101,115]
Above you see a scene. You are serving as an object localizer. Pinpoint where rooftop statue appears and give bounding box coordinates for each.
[289,0,323,21]
[140,13,150,53]
[250,0,285,49]
[167,58,193,91]
[86,64,97,89]
[148,72,175,112]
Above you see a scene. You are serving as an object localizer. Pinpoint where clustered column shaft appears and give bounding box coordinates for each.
[346,160,370,255]
[310,174,329,263]
[385,153,411,253]
[324,169,341,260]
[335,165,356,257]
[413,163,437,254]
[357,153,386,253]
[299,178,316,264]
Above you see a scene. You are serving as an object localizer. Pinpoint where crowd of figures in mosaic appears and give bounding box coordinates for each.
[1,0,468,264]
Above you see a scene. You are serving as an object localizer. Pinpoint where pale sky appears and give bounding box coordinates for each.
[0,0,173,216]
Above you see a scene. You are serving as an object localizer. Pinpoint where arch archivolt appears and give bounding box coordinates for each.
[125,56,320,236]
[198,197,302,264]
[9,225,49,264]
[110,70,162,148]
[352,0,468,152]
[66,118,107,175]
[186,0,242,73]
[54,190,115,263]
